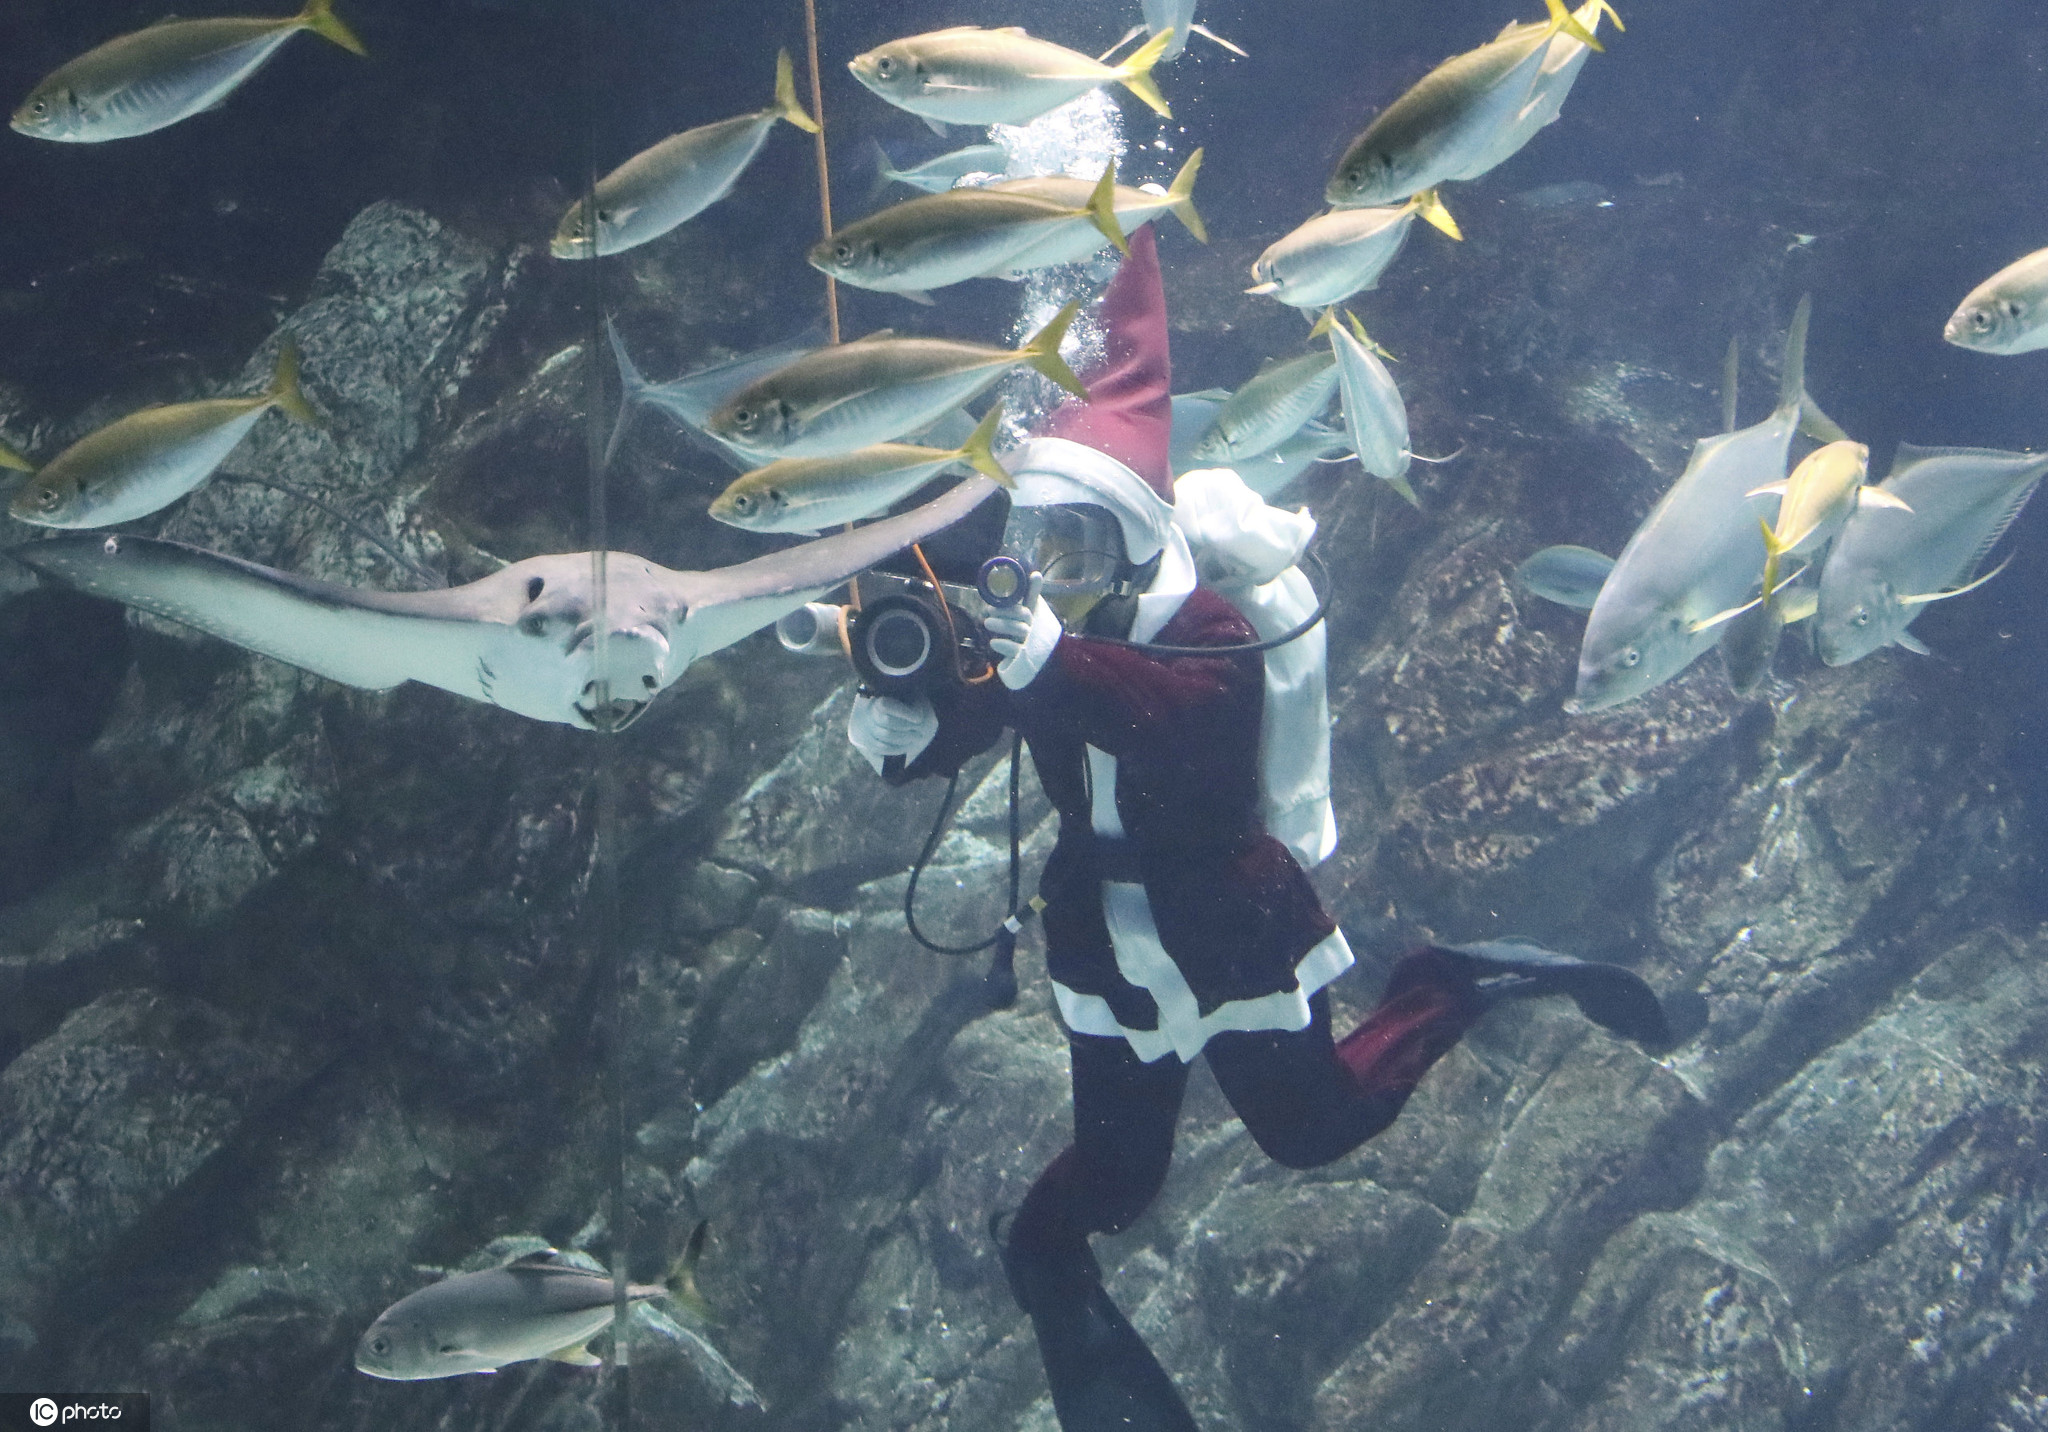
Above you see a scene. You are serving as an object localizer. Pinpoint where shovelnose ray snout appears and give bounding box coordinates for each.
[13,476,1000,731]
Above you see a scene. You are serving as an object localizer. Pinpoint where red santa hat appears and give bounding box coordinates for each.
[1035,224,1175,502]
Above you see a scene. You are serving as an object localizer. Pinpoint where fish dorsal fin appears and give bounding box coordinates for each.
[547,1343,602,1366]
[504,1250,566,1269]
[1721,334,1739,432]
[1798,395,1850,444]
[147,13,184,26]
[1777,295,1811,415]
[923,26,988,35]
[993,25,1029,35]
[848,328,898,344]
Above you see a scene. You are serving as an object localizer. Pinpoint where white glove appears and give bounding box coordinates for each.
[848,693,938,773]
[984,593,1063,690]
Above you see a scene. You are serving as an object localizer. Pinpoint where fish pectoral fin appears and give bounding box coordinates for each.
[1245,281,1281,295]
[547,1343,603,1366]
[922,116,951,137]
[1189,23,1249,56]
[920,80,988,93]
[1898,551,2015,606]
[1691,597,1760,634]
[898,289,937,306]
[1745,480,1788,498]
[1856,486,1914,512]
[1894,632,1933,655]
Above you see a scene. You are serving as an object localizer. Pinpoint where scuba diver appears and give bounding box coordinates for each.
[844,228,1688,1431]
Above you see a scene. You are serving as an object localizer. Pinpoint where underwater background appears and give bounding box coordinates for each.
[3,0,2048,1428]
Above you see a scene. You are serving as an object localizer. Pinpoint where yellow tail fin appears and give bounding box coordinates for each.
[1084,162,1130,258]
[1756,516,1787,620]
[1344,310,1397,361]
[1308,307,1339,340]
[297,0,367,57]
[0,438,30,473]
[266,340,322,426]
[1587,0,1625,34]
[1166,149,1206,242]
[1543,0,1604,51]
[957,402,1014,488]
[774,49,822,133]
[1021,301,1088,399]
[1115,28,1174,118]
[1411,188,1463,241]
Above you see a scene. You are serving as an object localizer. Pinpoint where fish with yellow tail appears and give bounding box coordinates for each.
[706,303,1087,461]
[712,404,1013,534]
[0,439,31,474]
[1327,0,1620,209]
[12,0,364,142]
[1749,441,1908,618]
[810,164,1127,300]
[1249,190,1461,310]
[982,150,1206,272]
[11,341,318,529]
[553,51,818,260]
[850,25,1174,130]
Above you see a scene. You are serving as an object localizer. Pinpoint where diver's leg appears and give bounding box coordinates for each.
[998,1033,1198,1432]
[1209,949,1487,1169]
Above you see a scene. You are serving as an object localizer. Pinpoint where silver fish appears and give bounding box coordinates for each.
[356,1251,667,1379]
[1328,314,1419,506]
[980,151,1205,273]
[1102,0,1246,64]
[848,25,1172,129]
[553,52,818,260]
[12,0,364,142]
[10,342,317,528]
[1326,0,1613,209]
[1515,545,1613,609]
[871,139,1010,194]
[1445,0,1621,184]
[1944,247,2048,355]
[1247,191,1460,310]
[809,170,1119,298]
[604,321,818,469]
[1571,296,1823,712]
[709,405,1011,534]
[1189,327,1340,466]
[705,303,1085,460]
[1815,444,2048,666]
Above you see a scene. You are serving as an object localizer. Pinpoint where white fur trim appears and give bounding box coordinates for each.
[1002,437,1175,563]
[1052,889,1355,1064]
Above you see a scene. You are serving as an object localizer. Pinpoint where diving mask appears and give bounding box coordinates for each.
[978,502,1133,609]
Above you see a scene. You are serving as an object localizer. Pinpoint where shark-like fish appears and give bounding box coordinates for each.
[1814,444,2048,665]
[1571,296,1831,712]
[14,477,998,731]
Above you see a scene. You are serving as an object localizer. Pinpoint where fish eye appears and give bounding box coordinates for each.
[29,98,47,118]
[1851,608,1870,627]
[1621,648,1641,668]
[1970,310,1993,332]
[732,407,756,429]
[875,56,896,79]
[32,486,60,510]
[732,494,753,512]
[834,242,854,262]
[369,1336,390,1356]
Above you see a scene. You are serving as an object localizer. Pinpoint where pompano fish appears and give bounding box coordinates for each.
[711,404,1011,534]
[705,302,1085,460]
[1571,296,1827,712]
[1169,389,1351,492]
[1514,545,1613,609]
[1247,191,1461,310]
[553,52,818,260]
[981,151,1205,272]
[849,26,1173,129]
[11,342,317,529]
[1944,247,2048,355]
[1815,444,2048,666]
[1102,0,1246,64]
[1329,312,1420,506]
[1446,0,1623,184]
[1326,0,1614,209]
[871,139,1010,194]
[357,1249,682,1380]
[1746,439,1910,624]
[12,0,364,142]
[1189,323,1341,466]
[809,166,1122,298]
[604,321,818,469]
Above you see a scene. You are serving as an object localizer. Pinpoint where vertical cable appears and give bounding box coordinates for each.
[802,0,840,344]
[575,3,630,1428]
